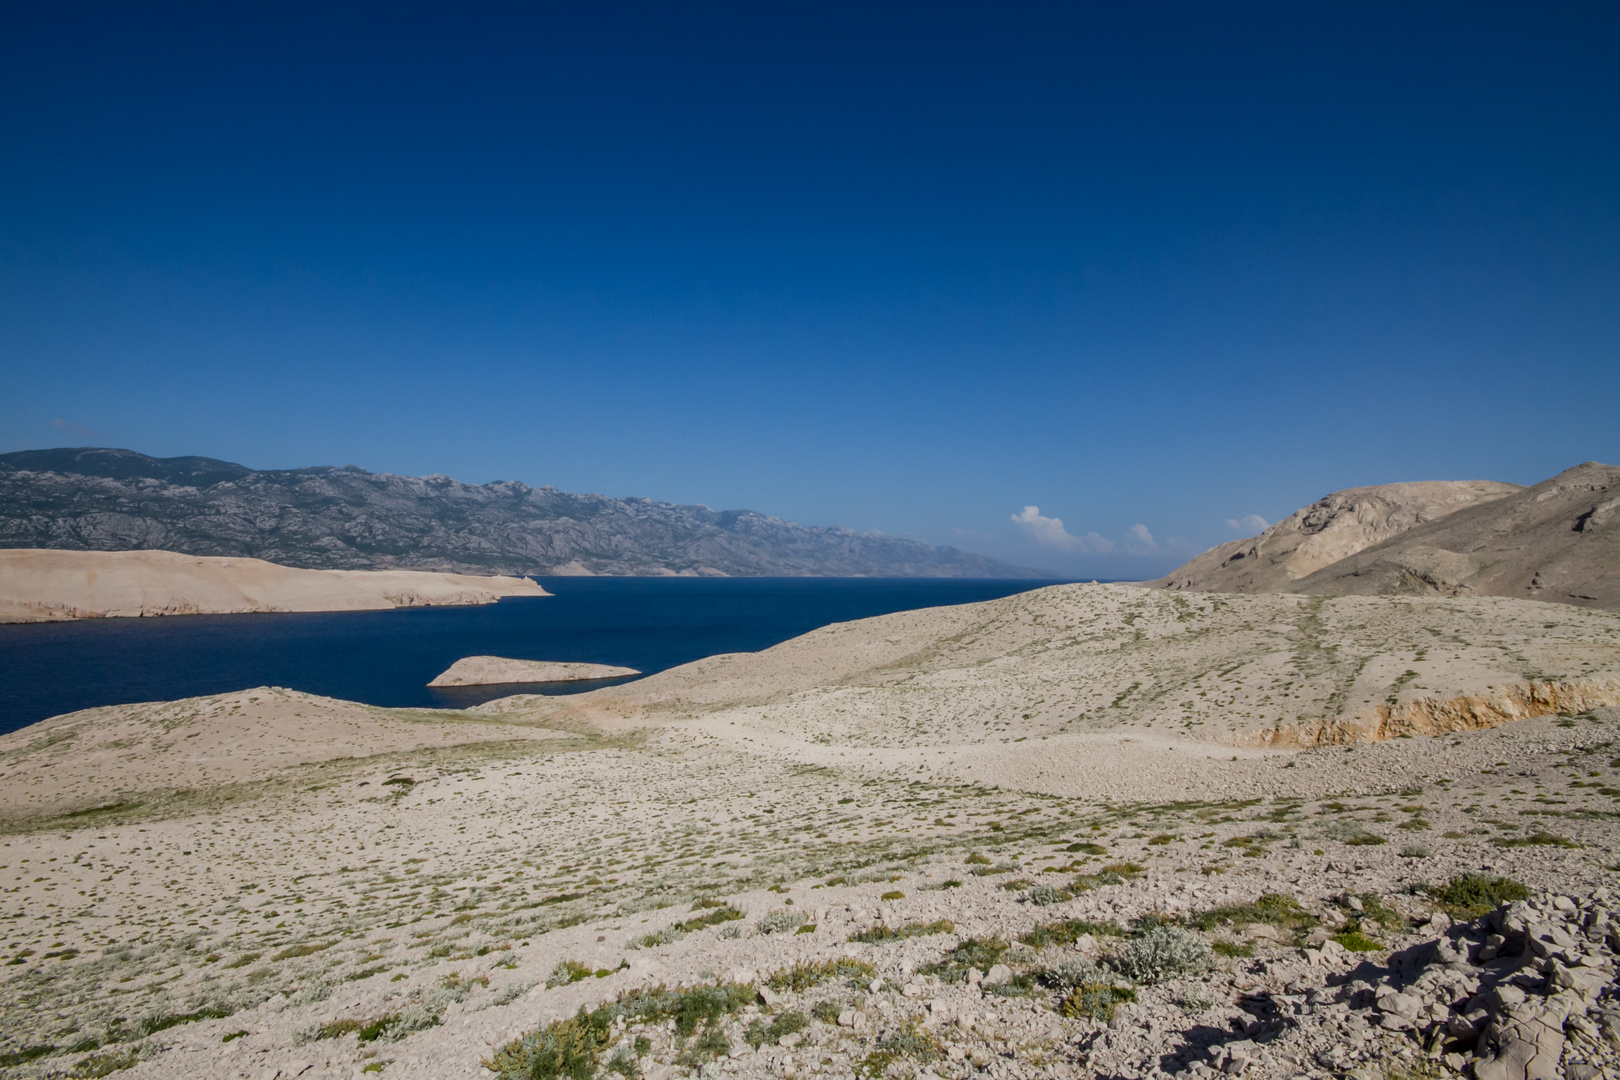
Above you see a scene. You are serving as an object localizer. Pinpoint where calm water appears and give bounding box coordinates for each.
[0,577,1058,734]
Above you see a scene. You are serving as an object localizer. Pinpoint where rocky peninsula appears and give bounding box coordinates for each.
[428,657,641,687]
[0,548,548,623]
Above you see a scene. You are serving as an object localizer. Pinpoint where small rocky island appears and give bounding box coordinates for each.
[426,656,640,686]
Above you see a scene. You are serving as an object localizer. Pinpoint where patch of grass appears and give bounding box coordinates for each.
[1422,874,1530,919]
[1065,842,1107,855]
[811,1000,842,1024]
[676,905,744,933]
[918,938,1008,983]
[745,1011,805,1048]
[756,910,808,935]
[1493,831,1577,849]
[69,1049,141,1078]
[1070,862,1145,891]
[136,1008,232,1037]
[879,890,905,901]
[1019,918,1127,949]
[1190,893,1317,940]
[1331,930,1383,952]
[1059,983,1136,1021]
[547,960,593,988]
[858,1020,942,1078]
[1349,893,1407,933]
[766,958,877,993]
[1211,940,1251,958]
[963,853,991,865]
[487,983,757,1080]
[0,1045,57,1068]
[271,942,332,961]
[849,920,955,945]
[224,952,261,969]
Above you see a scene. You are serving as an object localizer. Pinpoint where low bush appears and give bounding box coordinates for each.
[756,910,807,936]
[766,958,876,993]
[547,960,593,988]
[918,938,1007,983]
[1189,894,1317,939]
[1422,874,1530,919]
[1059,983,1135,1021]
[486,983,756,1080]
[1107,925,1213,985]
[849,919,954,945]
[1019,918,1127,949]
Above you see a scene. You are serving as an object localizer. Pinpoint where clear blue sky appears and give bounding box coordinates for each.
[2,2,1616,578]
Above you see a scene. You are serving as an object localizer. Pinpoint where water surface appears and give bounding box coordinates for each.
[0,577,1059,734]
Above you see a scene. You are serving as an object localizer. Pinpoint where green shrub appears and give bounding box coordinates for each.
[1423,874,1530,918]
[811,1000,842,1024]
[1065,842,1108,855]
[880,891,905,901]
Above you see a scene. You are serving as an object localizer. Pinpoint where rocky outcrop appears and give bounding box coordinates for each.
[427,657,640,687]
[0,548,549,623]
[1343,890,1620,1080]
[1238,677,1620,747]
[0,447,1040,578]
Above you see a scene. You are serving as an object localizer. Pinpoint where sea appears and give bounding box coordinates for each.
[0,576,1060,735]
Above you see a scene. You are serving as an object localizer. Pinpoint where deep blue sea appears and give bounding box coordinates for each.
[0,577,1058,735]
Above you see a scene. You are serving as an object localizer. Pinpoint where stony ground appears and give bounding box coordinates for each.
[1,585,1618,1080]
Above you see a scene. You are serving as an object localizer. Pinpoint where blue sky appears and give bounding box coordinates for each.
[2,2,1616,578]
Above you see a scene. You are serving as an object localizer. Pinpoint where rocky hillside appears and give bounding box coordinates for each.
[0,447,1039,578]
[1155,461,1618,610]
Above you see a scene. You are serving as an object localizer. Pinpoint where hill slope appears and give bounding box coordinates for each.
[1293,460,1620,608]
[1154,461,1617,610]
[0,447,1041,578]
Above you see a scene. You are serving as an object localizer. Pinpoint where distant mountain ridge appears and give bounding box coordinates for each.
[1153,461,1619,610]
[0,447,1043,579]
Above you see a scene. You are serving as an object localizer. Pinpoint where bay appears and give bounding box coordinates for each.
[0,576,1057,734]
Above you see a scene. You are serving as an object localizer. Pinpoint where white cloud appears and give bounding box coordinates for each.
[1225,513,1269,534]
[1126,523,1157,551]
[1010,506,1114,553]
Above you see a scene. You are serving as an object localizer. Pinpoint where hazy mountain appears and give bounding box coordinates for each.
[1154,461,1619,610]
[0,447,1044,579]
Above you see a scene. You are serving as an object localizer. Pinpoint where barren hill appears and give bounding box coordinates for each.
[2,585,1619,1080]
[0,447,1040,578]
[1154,461,1618,610]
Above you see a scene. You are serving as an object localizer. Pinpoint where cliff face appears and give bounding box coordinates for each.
[0,448,1041,578]
[1154,462,1619,611]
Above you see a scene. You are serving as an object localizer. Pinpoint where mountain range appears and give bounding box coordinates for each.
[0,447,1043,578]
